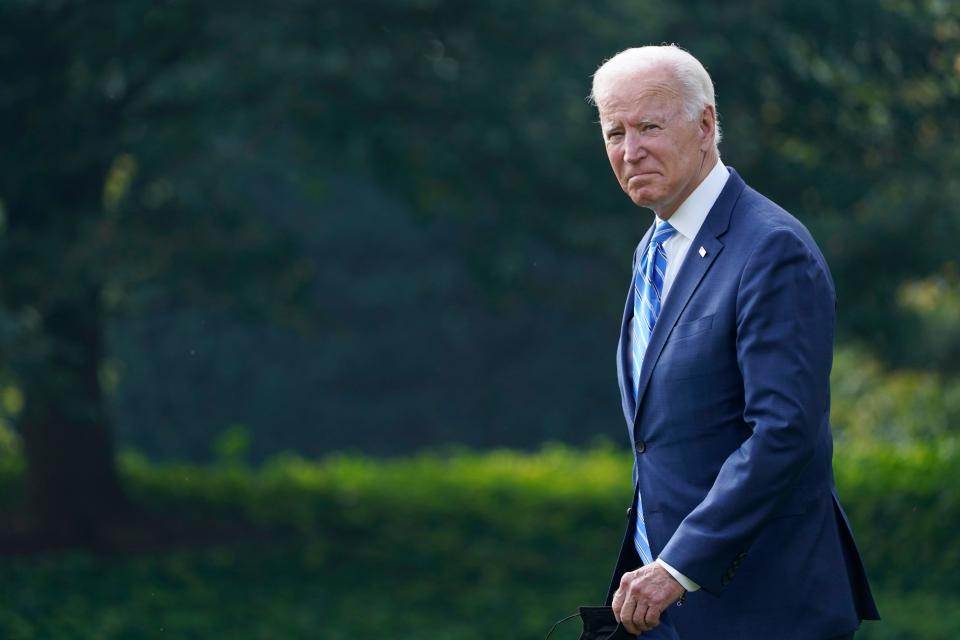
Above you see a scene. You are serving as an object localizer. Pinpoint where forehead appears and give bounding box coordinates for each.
[597,69,684,123]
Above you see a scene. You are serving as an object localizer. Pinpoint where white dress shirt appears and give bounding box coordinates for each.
[646,159,730,592]
[657,159,730,299]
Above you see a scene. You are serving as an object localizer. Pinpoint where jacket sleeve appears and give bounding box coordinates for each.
[657,226,836,594]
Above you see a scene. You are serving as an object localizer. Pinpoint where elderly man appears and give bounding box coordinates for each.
[591,46,879,639]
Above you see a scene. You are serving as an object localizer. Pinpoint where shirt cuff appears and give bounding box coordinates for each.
[656,558,701,592]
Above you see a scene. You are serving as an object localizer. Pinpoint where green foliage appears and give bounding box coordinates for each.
[1,445,958,638]
[212,424,252,466]
[862,590,960,640]
[118,442,959,591]
[2,0,959,465]
[831,347,960,444]
[120,444,627,543]
[0,421,24,506]
[834,439,960,593]
[896,268,960,370]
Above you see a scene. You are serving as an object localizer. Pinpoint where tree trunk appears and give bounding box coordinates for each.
[17,287,135,546]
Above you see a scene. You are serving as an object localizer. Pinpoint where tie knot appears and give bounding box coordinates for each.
[652,220,676,246]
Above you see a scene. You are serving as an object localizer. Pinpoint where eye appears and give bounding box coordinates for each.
[642,124,661,132]
[606,130,624,141]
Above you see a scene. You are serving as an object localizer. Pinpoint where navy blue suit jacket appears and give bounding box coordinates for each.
[605,169,879,639]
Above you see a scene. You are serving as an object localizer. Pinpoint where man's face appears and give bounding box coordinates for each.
[597,68,713,218]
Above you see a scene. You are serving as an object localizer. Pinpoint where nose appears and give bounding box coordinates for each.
[623,130,645,164]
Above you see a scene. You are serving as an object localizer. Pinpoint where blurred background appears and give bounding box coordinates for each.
[0,0,958,638]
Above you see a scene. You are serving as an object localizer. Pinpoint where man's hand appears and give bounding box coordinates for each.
[611,563,685,635]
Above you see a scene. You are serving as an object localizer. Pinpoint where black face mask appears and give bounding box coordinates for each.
[545,607,636,640]
[546,605,684,640]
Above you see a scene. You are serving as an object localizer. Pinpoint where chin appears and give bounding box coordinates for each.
[628,190,661,209]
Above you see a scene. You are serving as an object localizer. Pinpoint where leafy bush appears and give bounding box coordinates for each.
[1,444,957,638]
[117,440,957,591]
[832,347,960,443]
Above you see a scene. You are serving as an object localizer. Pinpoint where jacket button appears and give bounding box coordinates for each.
[635,440,646,453]
[626,507,633,518]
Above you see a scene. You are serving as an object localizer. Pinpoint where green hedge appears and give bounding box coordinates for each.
[114,440,958,592]
[1,443,958,639]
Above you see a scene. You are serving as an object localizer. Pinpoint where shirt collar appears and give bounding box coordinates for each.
[656,160,729,241]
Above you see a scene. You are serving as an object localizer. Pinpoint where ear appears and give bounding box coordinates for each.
[699,105,717,151]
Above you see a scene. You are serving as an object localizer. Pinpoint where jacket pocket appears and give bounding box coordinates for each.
[670,314,714,341]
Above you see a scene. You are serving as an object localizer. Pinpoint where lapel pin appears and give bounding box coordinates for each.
[698,246,707,258]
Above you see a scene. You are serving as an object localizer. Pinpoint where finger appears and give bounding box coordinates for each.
[613,570,637,622]
[629,604,650,634]
[644,602,662,629]
[619,597,640,635]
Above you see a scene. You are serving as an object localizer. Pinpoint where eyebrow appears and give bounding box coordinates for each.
[603,116,662,135]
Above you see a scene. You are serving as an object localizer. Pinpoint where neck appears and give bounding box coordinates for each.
[655,149,720,220]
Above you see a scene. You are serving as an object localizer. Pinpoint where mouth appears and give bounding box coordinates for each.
[627,172,659,183]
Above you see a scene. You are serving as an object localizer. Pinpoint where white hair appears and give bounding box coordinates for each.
[589,44,722,145]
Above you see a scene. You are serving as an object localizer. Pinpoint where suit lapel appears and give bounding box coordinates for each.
[631,169,746,427]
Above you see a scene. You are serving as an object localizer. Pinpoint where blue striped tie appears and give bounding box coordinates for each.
[630,219,676,565]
